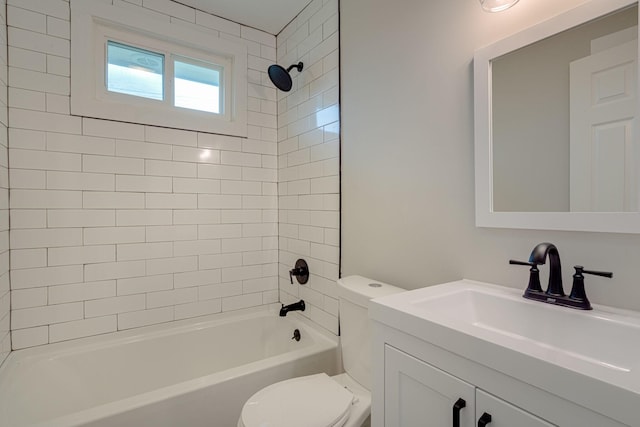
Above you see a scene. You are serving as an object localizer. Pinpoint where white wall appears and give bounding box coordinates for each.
[341,0,640,312]
[277,0,340,334]
[7,0,279,349]
[0,0,9,366]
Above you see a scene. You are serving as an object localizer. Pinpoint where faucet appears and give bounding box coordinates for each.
[529,242,564,297]
[279,300,305,317]
[510,243,612,310]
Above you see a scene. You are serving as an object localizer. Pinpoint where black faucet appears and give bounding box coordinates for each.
[279,300,305,317]
[529,242,564,297]
[510,243,613,310]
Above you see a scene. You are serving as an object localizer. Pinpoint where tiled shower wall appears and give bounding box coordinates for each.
[0,0,9,365]
[277,0,340,334]
[7,0,279,349]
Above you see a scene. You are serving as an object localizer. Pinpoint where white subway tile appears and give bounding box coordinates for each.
[173,209,220,225]
[174,269,221,288]
[118,307,174,330]
[221,265,263,282]
[221,151,262,167]
[145,193,197,209]
[116,175,171,193]
[117,242,172,261]
[145,159,196,177]
[85,294,145,317]
[146,256,197,275]
[8,0,69,20]
[11,228,82,249]
[198,164,242,180]
[9,87,45,110]
[146,225,197,242]
[242,167,277,182]
[242,196,278,209]
[221,180,262,195]
[115,139,172,160]
[11,288,47,309]
[117,274,173,295]
[46,93,70,114]
[173,240,221,256]
[198,224,242,240]
[10,210,47,229]
[84,226,146,245]
[84,260,145,282]
[9,47,46,72]
[48,245,115,266]
[199,253,242,270]
[48,280,116,304]
[10,169,45,189]
[11,326,48,349]
[49,315,117,343]
[173,178,220,194]
[46,16,70,39]
[198,194,242,209]
[198,281,240,300]
[83,155,144,175]
[243,250,278,266]
[48,209,115,228]
[147,287,197,309]
[9,128,46,150]
[174,298,221,320]
[11,248,47,269]
[10,148,80,171]
[145,126,196,147]
[197,133,242,151]
[83,192,144,209]
[116,210,172,226]
[47,171,114,191]
[173,146,220,164]
[47,54,70,77]
[222,292,262,312]
[47,133,115,156]
[8,27,69,57]
[83,118,144,140]
[12,302,83,329]
[11,265,83,289]
[243,223,278,237]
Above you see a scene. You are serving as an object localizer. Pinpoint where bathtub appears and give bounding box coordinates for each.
[0,307,340,427]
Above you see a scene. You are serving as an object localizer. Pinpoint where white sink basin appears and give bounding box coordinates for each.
[412,286,640,372]
[370,280,640,398]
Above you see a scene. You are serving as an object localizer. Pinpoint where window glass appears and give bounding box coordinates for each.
[174,59,221,113]
[107,41,164,100]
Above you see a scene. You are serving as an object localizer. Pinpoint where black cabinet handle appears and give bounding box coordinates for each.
[478,412,492,426]
[452,398,466,427]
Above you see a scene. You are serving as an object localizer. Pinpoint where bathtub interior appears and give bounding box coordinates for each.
[0,308,339,427]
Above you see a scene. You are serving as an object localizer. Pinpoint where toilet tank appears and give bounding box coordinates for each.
[337,275,404,390]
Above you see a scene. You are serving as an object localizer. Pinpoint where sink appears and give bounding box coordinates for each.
[412,286,640,372]
[370,280,640,397]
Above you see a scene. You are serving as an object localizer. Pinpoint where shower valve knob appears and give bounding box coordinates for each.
[289,259,309,285]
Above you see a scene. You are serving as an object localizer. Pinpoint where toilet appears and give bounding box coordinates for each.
[237,275,404,427]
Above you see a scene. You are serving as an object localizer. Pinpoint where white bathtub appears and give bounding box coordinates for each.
[0,307,340,427]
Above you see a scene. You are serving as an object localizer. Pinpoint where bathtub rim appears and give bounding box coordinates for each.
[0,305,340,427]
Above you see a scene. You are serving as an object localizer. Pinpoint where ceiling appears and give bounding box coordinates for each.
[176,0,313,35]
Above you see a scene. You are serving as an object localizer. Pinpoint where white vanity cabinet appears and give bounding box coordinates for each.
[384,344,554,427]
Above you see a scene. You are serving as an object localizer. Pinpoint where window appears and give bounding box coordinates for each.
[71,0,247,136]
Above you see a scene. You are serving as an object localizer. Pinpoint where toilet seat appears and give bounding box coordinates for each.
[239,373,354,427]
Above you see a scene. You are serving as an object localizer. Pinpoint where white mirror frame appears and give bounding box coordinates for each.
[474,0,640,233]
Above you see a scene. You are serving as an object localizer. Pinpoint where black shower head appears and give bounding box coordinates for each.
[267,62,304,92]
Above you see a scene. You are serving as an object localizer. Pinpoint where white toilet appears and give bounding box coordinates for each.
[237,275,404,427]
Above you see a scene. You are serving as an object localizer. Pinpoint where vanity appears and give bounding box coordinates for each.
[370,280,639,427]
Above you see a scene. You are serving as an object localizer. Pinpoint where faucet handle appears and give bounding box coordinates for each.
[509,259,543,293]
[569,266,613,310]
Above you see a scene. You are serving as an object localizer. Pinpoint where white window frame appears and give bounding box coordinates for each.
[71,0,247,137]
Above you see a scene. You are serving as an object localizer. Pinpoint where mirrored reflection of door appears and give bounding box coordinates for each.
[570,38,638,212]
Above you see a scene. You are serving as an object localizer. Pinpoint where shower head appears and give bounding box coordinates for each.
[267,62,304,92]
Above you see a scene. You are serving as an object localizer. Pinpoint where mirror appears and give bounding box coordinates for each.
[475,0,640,233]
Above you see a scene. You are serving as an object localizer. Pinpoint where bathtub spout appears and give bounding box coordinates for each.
[279,300,305,316]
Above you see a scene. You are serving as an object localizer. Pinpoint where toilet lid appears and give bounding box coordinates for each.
[240,373,354,427]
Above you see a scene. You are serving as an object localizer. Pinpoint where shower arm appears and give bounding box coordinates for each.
[286,62,304,73]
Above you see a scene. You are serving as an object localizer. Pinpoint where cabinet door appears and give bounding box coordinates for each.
[384,345,475,427]
[476,389,556,427]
